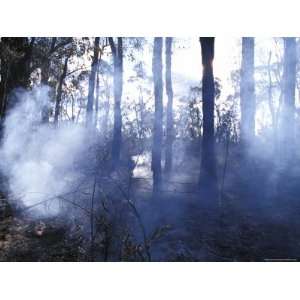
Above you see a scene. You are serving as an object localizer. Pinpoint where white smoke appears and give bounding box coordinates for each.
[0,86,90,215]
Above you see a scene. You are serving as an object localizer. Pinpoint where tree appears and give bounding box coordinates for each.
[152,37,163,194]
[0,37,35,140]
[39,37,72,123]
[240,37,255,148]
[0,37,35,115]
[54,56,69,125]
[109,37,123,163]
[164,37,174,173]
[40,38,57,123]
[94,63,100,128]
[280,37,296,163]
[199,37,217,188]
[86,37,100,127]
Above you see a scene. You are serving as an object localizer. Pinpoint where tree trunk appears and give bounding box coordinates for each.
[41,37,57,123]
[54,56,69,125]
[109,37,123,163]
[101,80,110,139]
[266,50,280,154]
[280,37,296,163]
[164,37,174,173]
[0,55,8,118]
[240,37,255,148]
[152,37,163,194]
[94,63,100,128]
[0,38,34,113]
[199,37,217,189]
[41,38,56,85]
[0,38,34,139]
[86,37,100,127]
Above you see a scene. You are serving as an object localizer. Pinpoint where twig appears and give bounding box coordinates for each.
[107,174,152,261]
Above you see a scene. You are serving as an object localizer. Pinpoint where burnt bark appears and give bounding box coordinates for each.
[86,37,100,127]
[41,37,57,123]
[164,37,174,173]
[109,37,123,163]
[54,56,69,125]
[199,37,217,189]
[0,38,35,140]
[0,37,35,114]
[94,63,100,128]
[41,38,57,85]
[152,37,163,194]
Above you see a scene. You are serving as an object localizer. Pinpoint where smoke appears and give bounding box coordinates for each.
[0,86,90,215]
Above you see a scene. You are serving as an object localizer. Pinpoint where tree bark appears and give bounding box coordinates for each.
[86,37,100,127]
[41,37,57,123]
[164,37,174,173]
[152,37,163,194]
[199,37,217,188]
[240,37,255,148]
[109,37,123,163]
[54,56,69,125]
[0,38,34,113]
[94,63,100,128]
[0,38,34,139]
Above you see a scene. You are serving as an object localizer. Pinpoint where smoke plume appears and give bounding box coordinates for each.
[0,86,89,215]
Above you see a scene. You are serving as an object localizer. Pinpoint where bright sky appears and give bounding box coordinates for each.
[171,37,241,102]
[78,38,294,134]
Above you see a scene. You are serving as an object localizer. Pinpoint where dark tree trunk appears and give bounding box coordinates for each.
[199,37,217,189]
[41,37,57,123]
[0,38,34,139]
[0,54,8,118]
[152,37,163,194]
[41,38,56,85]
[0,38,34,114]
[86,37,100,127]
[240,37,255,148]
[109,37,123,163]
[94,63,100,128]
[280,37,296,163]
[54,56,69,125]
[102,86,110,139]
[100,64,111,139]
[164,37,174,173]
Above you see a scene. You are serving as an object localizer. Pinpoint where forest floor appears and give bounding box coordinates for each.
[0,206,85,261]
[1,187,300,261]
[1,154,300,261]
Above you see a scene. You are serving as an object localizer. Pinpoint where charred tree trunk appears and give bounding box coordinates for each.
[40,38,72,86]
[0,38,34,138]
[86,37,100,127]
[54,56,69,126]
[41,37,57,123]
[0,52,8,118]
[280,37,296,164]
[152,37,163,194]
[199,37,217,190]
[0,37,34,113]
[109,37,123,163]
[164,37,174,173]
[240,37,255,149]
[101,84,110,139]
[94,63,100,128]
[41,38,56,85]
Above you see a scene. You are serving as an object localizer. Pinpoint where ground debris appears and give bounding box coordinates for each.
[0,214,85,261]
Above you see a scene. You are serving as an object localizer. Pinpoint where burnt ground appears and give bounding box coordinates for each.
[2,154,300,262]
